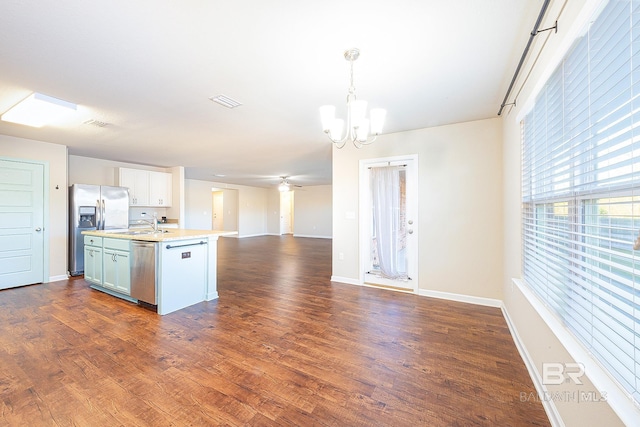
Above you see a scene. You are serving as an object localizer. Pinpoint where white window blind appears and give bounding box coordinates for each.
[522,0,640,404]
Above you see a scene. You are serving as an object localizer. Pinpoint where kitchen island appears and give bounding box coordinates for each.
[81,229,236,315]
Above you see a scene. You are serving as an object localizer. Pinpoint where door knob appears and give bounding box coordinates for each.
[408,229,414,234]
[408,220,413,225]
[35,227,42,232]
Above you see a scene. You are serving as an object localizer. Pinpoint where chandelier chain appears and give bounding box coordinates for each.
[348,57,355,98]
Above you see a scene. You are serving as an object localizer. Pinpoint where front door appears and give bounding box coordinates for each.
[360,155,418,292]
[0,159,45,289]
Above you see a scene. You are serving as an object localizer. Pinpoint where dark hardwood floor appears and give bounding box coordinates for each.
[0,235,550,426]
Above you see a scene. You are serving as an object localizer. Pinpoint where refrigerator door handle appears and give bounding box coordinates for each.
[101,199,106,230]
[96,199,101,230]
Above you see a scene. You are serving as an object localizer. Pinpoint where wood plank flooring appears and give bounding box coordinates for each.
[0,235,550,426]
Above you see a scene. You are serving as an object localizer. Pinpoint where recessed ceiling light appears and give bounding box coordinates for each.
[209,94,242,109]
[1,92,77,127]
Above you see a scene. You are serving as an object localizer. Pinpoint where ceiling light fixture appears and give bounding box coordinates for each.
[278,177,290,192]
[320,48,386,149]
[1,92,77,128]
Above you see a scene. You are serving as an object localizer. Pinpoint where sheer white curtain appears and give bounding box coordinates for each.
[370,166,407,280]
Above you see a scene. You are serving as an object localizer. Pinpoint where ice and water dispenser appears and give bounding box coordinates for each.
[78,206,96,229]
[69,206,97,276]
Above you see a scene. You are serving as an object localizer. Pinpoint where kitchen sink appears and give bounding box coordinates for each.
[116,229,170,235]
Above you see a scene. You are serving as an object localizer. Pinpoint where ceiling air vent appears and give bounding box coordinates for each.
[209,94,242,109]
[83,119,110,128]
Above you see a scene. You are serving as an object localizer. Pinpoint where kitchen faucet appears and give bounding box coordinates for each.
[138,212,159,232]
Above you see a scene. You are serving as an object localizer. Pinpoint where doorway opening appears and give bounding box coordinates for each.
[211,188,239,233]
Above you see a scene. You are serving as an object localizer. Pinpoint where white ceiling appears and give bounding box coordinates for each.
[0,0,542,188]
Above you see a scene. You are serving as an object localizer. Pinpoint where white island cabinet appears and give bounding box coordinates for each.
[158,238,210,315]
[102,238,131,295]
[82,229,235,315]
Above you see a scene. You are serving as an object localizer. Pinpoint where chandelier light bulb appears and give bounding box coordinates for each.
[369,108,386,135]
[356,119,370,142]
[320,105,336,132]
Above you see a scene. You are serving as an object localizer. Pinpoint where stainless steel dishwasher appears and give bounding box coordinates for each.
[130,241,157,305]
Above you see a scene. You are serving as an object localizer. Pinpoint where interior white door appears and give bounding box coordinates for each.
[212,191,223,230]
[0,159,45,289]
[279,190,293,235]
[360,156,418,292]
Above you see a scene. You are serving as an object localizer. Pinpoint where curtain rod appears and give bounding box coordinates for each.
[368,164,407,169]
[498,0,555,116]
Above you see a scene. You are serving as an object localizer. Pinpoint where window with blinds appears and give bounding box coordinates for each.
[521,0,640,404]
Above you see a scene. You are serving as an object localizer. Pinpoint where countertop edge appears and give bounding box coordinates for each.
[82,229,238,242]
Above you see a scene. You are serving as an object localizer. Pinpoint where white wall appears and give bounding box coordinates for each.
[501,0,627,425]
[266,188,280,235]
[0,136,67,281]
[332,118,503,299]
[184,179,214,230]
[167,166,185,227]
[293,185,332,238]
[220,188,239,232]
[186,180,332,238]
[184,178,268,237]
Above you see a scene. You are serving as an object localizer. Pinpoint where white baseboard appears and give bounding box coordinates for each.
[332,277,502,308]
[49,274,68,282]
[418,288,502,308]
[330,276,361,286]
[236,233,332,239]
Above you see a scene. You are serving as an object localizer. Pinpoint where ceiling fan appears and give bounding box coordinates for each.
[278,176,302,192]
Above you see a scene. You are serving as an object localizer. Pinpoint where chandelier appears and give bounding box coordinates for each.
[320,48,386,149]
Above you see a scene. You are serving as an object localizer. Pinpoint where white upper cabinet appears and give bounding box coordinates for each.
[149,171,172,207]
[118,168,172,207]
[119,168,149,206]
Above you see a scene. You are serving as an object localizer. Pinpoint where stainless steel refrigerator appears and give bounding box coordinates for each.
[69,184,129,276]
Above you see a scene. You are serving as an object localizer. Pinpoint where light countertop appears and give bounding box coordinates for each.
[82,229,237,242]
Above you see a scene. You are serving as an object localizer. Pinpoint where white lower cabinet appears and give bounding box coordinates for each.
[100,238,131,295]
[83,236,103,284]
